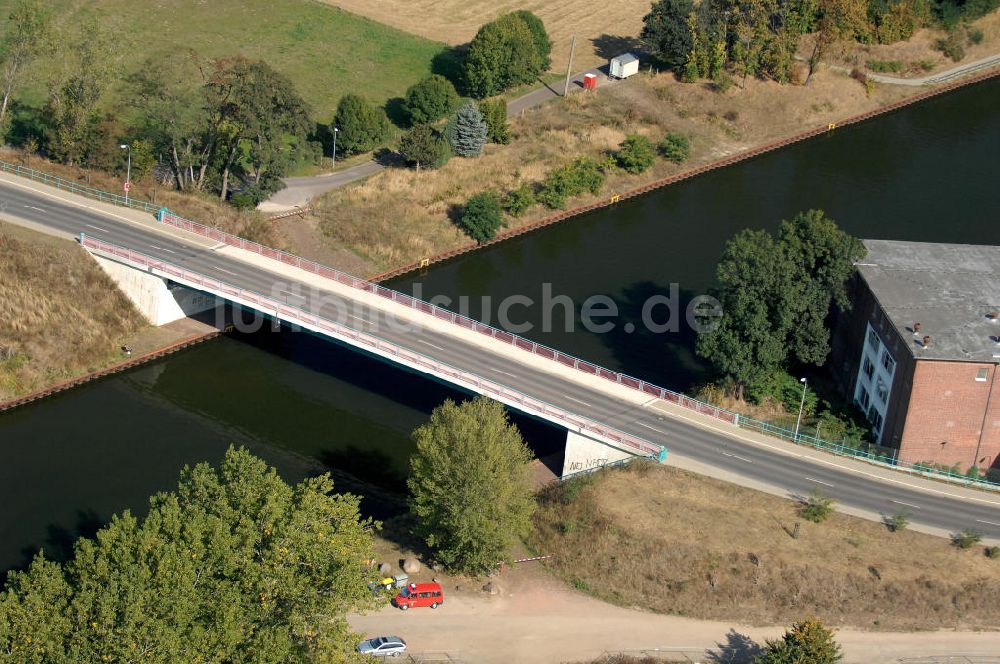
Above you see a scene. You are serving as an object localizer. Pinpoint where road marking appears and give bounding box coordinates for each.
[347,314,373,325]
[280,290,305,300]
[975,519,1000,527]
[23,205,46,213]
[491,368,518,378]
[636,421,666,434]
[564,395,592,408]
[212,264,238,276]
[417,339,444,351]
[148,244,176,254]
[889,499,921,510]
[804,477,834,488]
[722,452,753,464]
[86,224,110,233]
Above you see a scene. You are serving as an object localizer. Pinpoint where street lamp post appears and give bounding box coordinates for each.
[119,143,131,205]
[332,127,339,168]
[794,377,808,441]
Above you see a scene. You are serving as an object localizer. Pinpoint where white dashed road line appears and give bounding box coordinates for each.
[722,452,753,464]
[86,224,110,233]
[889,499,922,510]
[804,477,835,488]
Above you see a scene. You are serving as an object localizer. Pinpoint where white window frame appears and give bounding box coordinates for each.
[976,367,989,382]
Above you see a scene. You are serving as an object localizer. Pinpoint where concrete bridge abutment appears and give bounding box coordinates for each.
[90,254,217,326]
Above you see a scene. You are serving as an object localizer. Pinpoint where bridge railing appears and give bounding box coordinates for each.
[0,159,162,215]
[151,211,1000,490]
[81,234,664,460]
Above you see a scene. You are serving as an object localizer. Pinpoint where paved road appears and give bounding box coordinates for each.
[262,68,615,210]
[4,176,1000,541]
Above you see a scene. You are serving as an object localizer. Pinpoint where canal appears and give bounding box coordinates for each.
[2,76,999,576]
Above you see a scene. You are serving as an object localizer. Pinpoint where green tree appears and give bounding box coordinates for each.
[478,98,510,144]
[43,18,119,165]
[659,132,691,162]
[205,58,312,201]
[616,134,656,174]
[408,397,535,573]
[449,101,488,157]
[128,54,211,191]
[800,488,836,522]
[458,191,505,243]
[511,10,552,71]
[399,123,450,169]
[756,619,843,663]
[0,447,379,662]
[696,229,792,398]
[642,0,696,70]
[778,209,866,366]
[333,93,391,156]
[0,0,50,134]
[463,14,542,97]
[403,74,459,125]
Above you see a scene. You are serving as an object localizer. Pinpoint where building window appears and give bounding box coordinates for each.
[976,367,989,382]
[868,406,884,434]
[881,350,895,376]
[862,357,874,381]
[857,385,871,410]
[876,378,888,404]
[867,328,880,351]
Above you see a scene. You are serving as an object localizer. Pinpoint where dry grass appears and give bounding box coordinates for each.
[316,0,649,71]
[0,221,147,399]
[529,463,1000,631]
[313,68,914,272]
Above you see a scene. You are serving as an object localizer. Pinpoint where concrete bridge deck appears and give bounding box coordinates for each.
[2,172,999,541]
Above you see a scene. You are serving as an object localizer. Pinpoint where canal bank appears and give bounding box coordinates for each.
[3,72,1000,577]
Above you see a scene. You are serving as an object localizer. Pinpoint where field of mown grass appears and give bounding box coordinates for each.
[0,221,146,400]
[529,462,1000,631]
[0,0,448,117]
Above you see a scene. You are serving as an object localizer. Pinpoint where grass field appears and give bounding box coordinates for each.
[0,0,448,117]
[318,0,652,72]
[0,221,146,400]
[529,462,1000,631]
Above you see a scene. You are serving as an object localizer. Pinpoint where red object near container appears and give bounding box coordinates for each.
[583,73,597,90]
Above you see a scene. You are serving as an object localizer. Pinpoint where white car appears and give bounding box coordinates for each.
[357,635,407,658]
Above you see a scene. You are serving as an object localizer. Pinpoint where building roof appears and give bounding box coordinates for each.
[612,53,639,64]
[857,239,1000,363]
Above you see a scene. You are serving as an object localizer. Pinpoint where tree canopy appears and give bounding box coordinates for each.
[459,191,505,243]
[0,447,379,663]
[696,210,865,397]
[333,93,391,156]
[402,74,459,125]
[463,13,548,97]
[641,0,695,70]
[408,397,535,573]
[448,101,488,157]
[399,123,450,170]
[755,618,843,663]
[0,0,50,133]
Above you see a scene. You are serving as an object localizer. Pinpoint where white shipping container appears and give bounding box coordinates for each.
[609,53,640,79]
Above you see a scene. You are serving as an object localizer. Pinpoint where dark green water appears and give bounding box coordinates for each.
[2,77,999,575]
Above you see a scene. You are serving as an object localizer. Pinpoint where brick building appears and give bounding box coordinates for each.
[830,240,1000,471]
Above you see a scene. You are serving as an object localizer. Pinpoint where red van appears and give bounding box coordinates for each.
[393,582,444,610]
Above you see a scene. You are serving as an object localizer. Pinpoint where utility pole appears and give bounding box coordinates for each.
[794,377,808,441]
[563,35,576,97]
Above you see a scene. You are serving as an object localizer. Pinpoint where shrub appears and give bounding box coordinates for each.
[403,74,459,125]
[935,34,965,62]
[952,529,983,549]
[447,102,488,157]
[478,98,510,144]
[800,488,835,523]
[885,512,909,532]
[658,132,690,163]
[398,124,450,170]
[333,94,391,155]
[986,546,1000,559]
[968,28,984,45]
[756,619,842,664]
[866,59,902,73]
[502,184,535,217]
[537,157,606,209]
[459,191,505,242]
[615,134,656,174]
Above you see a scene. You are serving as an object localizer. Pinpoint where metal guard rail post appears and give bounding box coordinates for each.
[80,234,664,461]
[146,212,1000,490]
